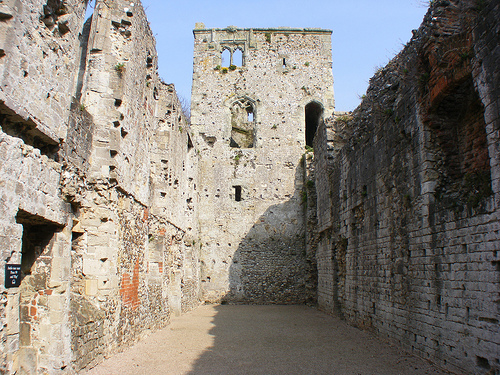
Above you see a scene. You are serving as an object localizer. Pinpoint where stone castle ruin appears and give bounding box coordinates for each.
[0,0,498,374]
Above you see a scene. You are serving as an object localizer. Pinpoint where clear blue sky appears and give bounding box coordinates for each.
[128,1,429,112]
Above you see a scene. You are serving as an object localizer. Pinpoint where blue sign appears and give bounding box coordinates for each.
[5,264,21,288]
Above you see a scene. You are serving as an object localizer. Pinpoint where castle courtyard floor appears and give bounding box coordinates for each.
[84,304,449,375]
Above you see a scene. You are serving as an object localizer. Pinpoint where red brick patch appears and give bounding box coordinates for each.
[119,259,140,310]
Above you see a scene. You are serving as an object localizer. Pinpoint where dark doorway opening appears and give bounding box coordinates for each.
[305,102,323,148]
[16,210,62,280]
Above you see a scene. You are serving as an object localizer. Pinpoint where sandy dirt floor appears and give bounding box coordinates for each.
[84,304,451,375]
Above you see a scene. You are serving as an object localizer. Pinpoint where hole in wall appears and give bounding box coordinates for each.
[305,101,323,147]
[476,356,490,370]
[230,98,255,148]
[0,109,59,160]
[247,107,254,122]
[16,210,62,279]
[233,185,242,202]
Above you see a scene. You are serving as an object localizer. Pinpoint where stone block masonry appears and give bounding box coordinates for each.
[0,0,199,373]
[0,0,498,373]
[314,1,500,374]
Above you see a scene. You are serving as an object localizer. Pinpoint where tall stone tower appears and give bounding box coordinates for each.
[191,25,334,303]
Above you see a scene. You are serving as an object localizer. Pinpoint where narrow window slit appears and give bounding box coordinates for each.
[234,186,242,202]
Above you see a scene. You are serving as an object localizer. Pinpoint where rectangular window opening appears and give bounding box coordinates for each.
[233,185,242,202]
[16,210,62,278]
[247,107,254,122]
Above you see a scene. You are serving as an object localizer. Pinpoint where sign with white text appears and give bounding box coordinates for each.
[5,264,21,288]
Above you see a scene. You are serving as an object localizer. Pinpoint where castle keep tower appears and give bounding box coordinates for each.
[191,25,334,303]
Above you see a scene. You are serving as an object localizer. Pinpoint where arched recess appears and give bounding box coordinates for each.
[305,101,323,147]
[230,97,256,148]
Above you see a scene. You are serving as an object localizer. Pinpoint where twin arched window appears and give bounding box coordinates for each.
[221,47,244,68]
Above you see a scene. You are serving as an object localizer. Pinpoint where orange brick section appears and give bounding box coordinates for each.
[119,259,140,310]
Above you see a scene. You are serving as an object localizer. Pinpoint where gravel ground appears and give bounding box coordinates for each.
[84,304,451,375]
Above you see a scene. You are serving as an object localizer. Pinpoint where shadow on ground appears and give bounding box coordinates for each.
[186,305,448,375]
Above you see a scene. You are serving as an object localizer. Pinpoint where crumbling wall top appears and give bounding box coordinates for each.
[193,25,332,35]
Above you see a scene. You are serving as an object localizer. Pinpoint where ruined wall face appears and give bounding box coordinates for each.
[314,1,500,374]
[1,0,200,373]
[66,0,200,372]
[191,26,333,303]
[0,1,87,373]
[149,83,200,314]
[0,132,73,374]
[0,0,88,143]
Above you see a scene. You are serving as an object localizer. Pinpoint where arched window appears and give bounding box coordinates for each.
[233,49,243,67]
[230,98,255,148]
[221,48,231,68]
[305,102,323,147]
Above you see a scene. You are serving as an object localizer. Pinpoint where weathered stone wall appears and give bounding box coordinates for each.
[0,0,88,143]
[0,0,200,373]
[0,0,87,372]
[65,0,201,372]
[314,1,499,374]
[0,131,73,374]
[191,26,333,303]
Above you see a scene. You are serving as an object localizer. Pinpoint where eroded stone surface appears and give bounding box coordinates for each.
[0,1,198,373]
[0,0,498,374]
[314,1,500,374]
[191,26,334,304]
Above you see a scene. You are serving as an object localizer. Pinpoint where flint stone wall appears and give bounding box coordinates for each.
[0,1,200,373]
[191,26,334,304]
[314,1,500,374]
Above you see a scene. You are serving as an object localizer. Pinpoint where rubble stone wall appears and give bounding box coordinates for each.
[0,0,200,373]
[191,26,334,304]
[0,0,87,372]
[65,0,200,372]
[0,0,88,143]
[314,1,500,374]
